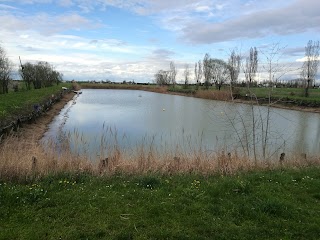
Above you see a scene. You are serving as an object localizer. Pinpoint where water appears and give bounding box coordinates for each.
[43,89,320,159]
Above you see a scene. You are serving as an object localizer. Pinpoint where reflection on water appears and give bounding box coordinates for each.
[42,89,320,159]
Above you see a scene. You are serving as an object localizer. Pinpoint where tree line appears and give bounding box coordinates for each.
[154,40,319,97]
[0,44,63,94]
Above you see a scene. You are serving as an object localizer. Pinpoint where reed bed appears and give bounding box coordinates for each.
[194,89,232,101]
[1,131,319,183]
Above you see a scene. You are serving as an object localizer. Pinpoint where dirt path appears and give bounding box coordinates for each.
[16,92,75,142]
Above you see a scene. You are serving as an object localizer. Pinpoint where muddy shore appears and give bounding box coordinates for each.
[15,92,75,142]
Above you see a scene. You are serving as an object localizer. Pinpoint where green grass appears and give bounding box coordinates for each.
[0,83,72,121]
[1,167,319,239]
[241,87,320,105]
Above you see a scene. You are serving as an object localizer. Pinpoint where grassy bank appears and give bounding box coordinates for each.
[0,83,72,122]
[239,87,320,107]
[1,167,319,239]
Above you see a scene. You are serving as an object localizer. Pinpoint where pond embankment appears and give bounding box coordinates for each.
[0,84,78,142]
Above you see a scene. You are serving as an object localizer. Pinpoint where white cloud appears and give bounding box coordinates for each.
[1,26,170,81]
[0,12,101,35]
[296,56,320,62]
[0,3,19,10]
[181,0,320,44]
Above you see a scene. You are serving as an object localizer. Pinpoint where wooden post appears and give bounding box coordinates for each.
[31,156,37,172]
[99,157,109,174]
[279,153,285,167]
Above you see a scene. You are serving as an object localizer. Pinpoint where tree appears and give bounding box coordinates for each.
[228,50,241,88]
[259,43,291,160]
[244,47,258,87]
[184,64,190,87]
[194,60,202,90]
[203,53,211,89]
[20,61,63,89]
[210,59,230,90]
[20,62,35,90]
[169,61,177,88]
[301,40,320,97]
[154,70,169,85]
[0,45,12,94]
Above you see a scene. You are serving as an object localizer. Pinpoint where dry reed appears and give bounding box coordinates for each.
[194,90,232,101]
[1,133,319,182]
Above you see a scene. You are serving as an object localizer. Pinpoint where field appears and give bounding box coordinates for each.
[0,83,72,122]
[1,168,319,239]
[241,87,320,102]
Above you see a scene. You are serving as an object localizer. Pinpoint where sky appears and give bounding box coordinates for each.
[0,0,319,82]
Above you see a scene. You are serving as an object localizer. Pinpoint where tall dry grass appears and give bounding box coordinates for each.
[1,133,319,182]
[194,90,232,101]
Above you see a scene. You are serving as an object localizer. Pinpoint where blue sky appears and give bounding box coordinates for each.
[0,0,319,82]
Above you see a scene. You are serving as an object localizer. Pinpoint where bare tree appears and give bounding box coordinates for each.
[169,61,177,87]
[301,40,320,97]
[154,70,169,86]
[228,50,241,88]
[203,53,211,89]
[0,45,12,94]
[228,50,241,99]
[210,59,229,90]
[184,64,190,87]
[194,60,202,90]
[244,47,258,87]
[259,43,291,159]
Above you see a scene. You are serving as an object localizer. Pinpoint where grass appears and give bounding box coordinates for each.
[0,83,72,122]
[241,87,320,105]
[0,167,319,239]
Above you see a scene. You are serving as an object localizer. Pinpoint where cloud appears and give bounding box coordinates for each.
[283,47,305,57]
[0,12,101,35]
[0,4,19,10]
[296,56,320,62]
[181,0,320,44]
[1,27,167,81]
[147,49,175,61]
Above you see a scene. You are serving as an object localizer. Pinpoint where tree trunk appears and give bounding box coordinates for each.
[305,79,310,97]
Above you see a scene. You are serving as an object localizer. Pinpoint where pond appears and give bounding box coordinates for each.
[42,89,320,160]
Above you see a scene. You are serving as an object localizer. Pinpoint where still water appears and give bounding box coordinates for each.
[43,89,320,159]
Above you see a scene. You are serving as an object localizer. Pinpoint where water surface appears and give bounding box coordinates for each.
[43,89,320,159]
